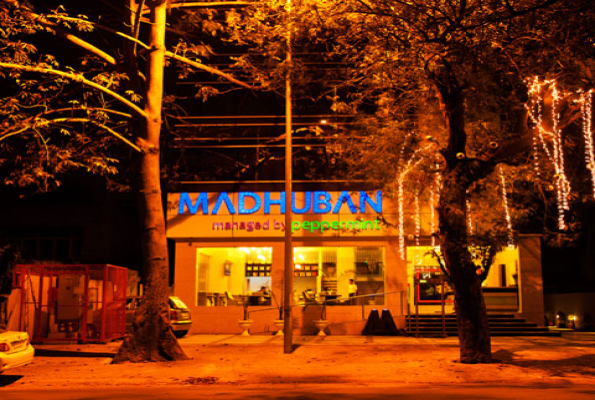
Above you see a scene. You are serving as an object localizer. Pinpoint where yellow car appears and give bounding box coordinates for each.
[0,329,35,373]
[126,296,192,338]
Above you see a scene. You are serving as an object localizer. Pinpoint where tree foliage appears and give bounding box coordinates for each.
[0,0,253,362]
[275,0,595,363]
[1,0,593,365]
[0,0,130,191]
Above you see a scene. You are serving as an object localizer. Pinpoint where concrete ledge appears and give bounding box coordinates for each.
[559,331,595,341]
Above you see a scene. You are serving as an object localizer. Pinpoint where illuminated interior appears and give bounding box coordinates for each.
[406,246,521,310]
[195,247,273,306]
[294,247,385,305]
[194,246,385,306]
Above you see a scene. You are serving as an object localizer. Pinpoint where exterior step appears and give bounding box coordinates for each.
[405,314,560,337]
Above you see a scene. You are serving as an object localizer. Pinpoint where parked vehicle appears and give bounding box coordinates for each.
[0,329,35,373]
[125,296,192,338]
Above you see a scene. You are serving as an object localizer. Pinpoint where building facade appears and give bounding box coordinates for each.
[167,190,545,335]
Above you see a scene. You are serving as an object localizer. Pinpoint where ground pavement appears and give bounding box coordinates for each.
[1,334,594,399]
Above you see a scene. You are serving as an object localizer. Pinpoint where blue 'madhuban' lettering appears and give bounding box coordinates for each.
[178,191,382,215]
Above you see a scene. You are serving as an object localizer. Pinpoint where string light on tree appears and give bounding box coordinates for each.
[429,173,439,247]
[550,82,571,229]
[526,77,555,163]
[466,197,474,237]
[526,77,571,230]
[414,191,421,265]
[396,134,412,260]
[532,133,541,176]
[526,76,546,175]
[579,89,595,198]
[395,140,434,260]
[499,166,515,249]
[397,173,406,259]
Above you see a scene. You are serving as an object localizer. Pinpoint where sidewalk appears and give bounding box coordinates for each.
[179,332,595,345]
[559,330,595,341]
[2,334,595,393]
[28,331,595,350]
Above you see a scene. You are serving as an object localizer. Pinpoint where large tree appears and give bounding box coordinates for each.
[0,0,251,362]
[222,0,594,363]
[309,0,594,363]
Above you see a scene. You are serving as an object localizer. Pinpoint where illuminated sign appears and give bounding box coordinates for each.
[291,219,379,233]
[209,219,380,233]
[212,220,283,232]
[178,191,382,215]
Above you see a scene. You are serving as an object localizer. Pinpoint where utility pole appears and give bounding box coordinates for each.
[283,0,294,355]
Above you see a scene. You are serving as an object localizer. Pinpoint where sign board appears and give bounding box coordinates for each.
[167,191,395,239]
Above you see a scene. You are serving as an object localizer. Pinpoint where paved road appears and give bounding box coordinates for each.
[2,384,595,400]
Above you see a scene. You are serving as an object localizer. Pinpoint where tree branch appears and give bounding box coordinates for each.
[6,0,116,65]
[50,15,151,52]
[432,248,451,282]
[48,15,252,89]
[0,62,148,119]
[0,126,31,143]
[478,245,496,283]
[0,117,140,152]
[486,107,531,165]
[166,52,252,89]
[464,0,563,32]
[132,0,146,57]
[47,118,141,152]
[41,107,133,119]
[167,1,249,9]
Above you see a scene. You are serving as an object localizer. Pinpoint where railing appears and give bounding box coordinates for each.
[245,290,409,322]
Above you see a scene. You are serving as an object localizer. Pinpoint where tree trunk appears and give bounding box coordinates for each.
[113,1,187,363]
[433,70,492,363]
[439,168,492,364]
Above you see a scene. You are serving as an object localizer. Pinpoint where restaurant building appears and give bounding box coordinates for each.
[167,190,545,335]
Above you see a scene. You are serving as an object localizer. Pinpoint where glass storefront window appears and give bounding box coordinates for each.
[407,246,521,310]
[414,267,454,304]
[355,247,384,276]
[193,246,385,306]
[196,247,272,306]
[294,246,385,305]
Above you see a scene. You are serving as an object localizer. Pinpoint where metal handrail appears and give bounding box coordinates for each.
[245,290,409,321]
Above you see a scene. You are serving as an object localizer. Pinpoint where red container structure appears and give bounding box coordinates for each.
[12,264,127,343]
